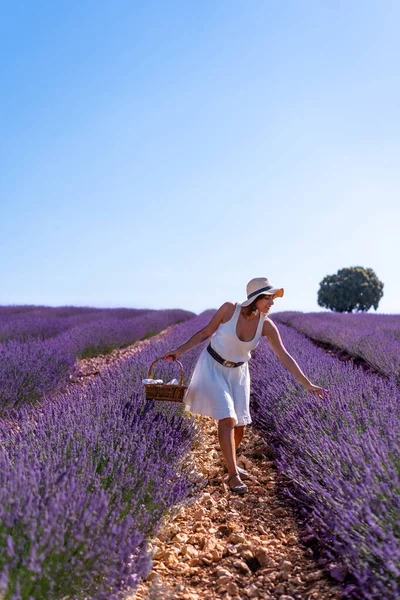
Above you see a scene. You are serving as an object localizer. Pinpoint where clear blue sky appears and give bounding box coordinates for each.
[1,1,398,314]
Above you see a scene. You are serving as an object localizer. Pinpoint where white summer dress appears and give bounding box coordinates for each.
[184,302,266,426]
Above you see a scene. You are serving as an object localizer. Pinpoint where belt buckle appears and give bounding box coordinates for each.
[224,360,235,367]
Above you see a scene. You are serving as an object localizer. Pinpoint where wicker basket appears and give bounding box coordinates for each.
[144,357,187,402]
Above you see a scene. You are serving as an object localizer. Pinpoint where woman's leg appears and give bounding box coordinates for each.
[234,425,245,451]
[218,417,242,487]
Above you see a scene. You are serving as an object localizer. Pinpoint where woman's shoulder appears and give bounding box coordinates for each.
[219,301,237,322]
[262,316,277,335]
[222,300,237,310]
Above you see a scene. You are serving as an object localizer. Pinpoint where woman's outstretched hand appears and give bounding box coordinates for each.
[164,350,182,361]
[304,382,330,399]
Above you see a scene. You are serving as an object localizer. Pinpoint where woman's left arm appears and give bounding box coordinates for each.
[262,320,329,400]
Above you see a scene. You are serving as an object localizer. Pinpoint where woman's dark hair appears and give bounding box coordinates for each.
[245,293,269,313]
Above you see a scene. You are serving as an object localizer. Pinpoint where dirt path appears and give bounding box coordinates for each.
[133,415,344,600]
[53,328,345,600]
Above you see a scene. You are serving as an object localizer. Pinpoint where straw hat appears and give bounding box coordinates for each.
[240,277,284,307]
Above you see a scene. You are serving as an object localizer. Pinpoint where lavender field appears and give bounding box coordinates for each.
[1,305,399,599]
[0,309,213,599]
[0,306,194,411]
[273,311,400,382]
[250,321,400,600]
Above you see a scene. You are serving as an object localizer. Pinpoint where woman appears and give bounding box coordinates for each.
[164,277,329,495]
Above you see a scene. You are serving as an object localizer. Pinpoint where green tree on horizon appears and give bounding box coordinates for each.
[317,266,384,313]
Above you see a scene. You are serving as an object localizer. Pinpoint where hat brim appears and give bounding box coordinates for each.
[240,287,284,307]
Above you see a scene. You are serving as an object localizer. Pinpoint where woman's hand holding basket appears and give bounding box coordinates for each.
[164,350,182,361]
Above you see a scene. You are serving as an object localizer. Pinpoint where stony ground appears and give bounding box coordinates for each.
[134,415,344,600]
[59,328,345,600]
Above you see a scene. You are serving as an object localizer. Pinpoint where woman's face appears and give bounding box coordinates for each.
[256,294,275,313]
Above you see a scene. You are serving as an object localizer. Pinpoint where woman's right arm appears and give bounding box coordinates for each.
[164,302,233,361]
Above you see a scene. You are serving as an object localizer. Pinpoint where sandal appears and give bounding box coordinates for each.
[227,472,248,495]
[224,465,250,480]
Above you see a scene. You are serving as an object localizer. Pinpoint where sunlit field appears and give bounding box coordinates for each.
[0,307,399,599]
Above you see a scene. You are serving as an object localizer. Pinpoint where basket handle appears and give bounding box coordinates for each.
[147,357,185,385]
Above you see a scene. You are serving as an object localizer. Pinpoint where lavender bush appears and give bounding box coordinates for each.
[273,311,400,381]
[0,309,194,411]
[0,306,192,344]
[0,310,213,599]
[65,310,194,359]
[0,305,151,318]
[0,315,72,343]
[250,323,400,600]
[0,338,76,409]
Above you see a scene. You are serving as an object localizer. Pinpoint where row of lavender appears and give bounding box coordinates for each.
[272,311,400,381]
[0,307,194,411]
[0,311,212,600]
[0,306,195,349]
[250,322,400,600]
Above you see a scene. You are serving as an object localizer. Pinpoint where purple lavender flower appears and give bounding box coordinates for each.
[0,310,212,598]
[251,320,400,599]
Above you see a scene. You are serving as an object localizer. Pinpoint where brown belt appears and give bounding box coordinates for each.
[207,343,244,368]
